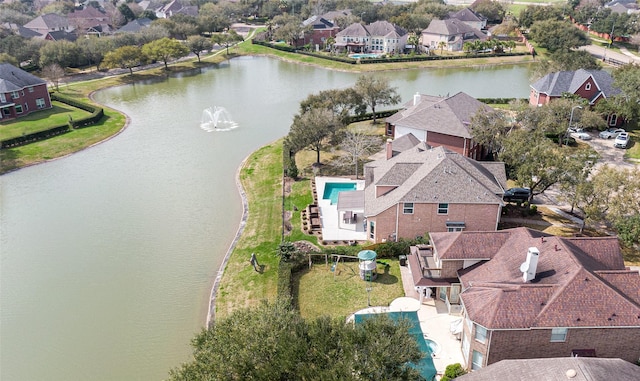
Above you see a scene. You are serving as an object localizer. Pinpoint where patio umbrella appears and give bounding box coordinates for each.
[357,250,377,261]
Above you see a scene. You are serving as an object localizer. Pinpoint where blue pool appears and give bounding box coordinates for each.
[350,53,381,59]
[322,182,357,204]
[354,311,437,381]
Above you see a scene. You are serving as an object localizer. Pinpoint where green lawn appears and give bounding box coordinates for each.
[294,259,405,319]
[0,102,91,140]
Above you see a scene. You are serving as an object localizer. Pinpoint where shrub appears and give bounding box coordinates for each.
[440,363,467,381]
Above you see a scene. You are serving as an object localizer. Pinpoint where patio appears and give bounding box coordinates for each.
[315,176,367,242]
[398,260,466,376]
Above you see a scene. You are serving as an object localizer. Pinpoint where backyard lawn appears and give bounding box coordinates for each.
[0,101,91,140]
[293,258,405,319]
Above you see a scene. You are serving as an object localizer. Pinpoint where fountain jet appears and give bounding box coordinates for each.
[200,106,239,132]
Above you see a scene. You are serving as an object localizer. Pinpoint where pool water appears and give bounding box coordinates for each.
[322,182,357,204]
[350,53,381,59]
[354,311,437,381]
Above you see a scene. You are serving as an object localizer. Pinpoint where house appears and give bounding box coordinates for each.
[1,22,42,38]
[362,145,506,243]
[455,357,640,380]
[300,15,341,48]
[155,0,198,19]
[407,227,640,370]
[23,13,73,35]
[67,7,112,36]
[450,8,487,30]
[116,18,152,34]
[605,0,639,14]
[41,30,78,42]
[0,63,52,120]
[334,21,408,54]
[385,91,492,160]
[530,69,623,126]
[421,19,487,52]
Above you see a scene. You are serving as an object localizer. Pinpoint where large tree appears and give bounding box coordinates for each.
[469,108,512,159]
[141,37,189,70]
[271,13,310,45]
[211,30,244,55]
[102,45,147,75]
[336,125,382,178]
[286,108,343,164]
[354,75,401,124]
[610,64,640,121]
[168,300,423,381]
[39,40,81,69]
[529,19,589,53]
[186,35,212,62]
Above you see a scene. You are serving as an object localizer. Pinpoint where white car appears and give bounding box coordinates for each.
[571,131,592,140]
[599,128,625,139]
[614,132,630,148]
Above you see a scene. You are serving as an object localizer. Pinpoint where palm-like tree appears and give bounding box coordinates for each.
[438,40,447,54]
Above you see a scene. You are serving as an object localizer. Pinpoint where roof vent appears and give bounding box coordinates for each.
[566,369,577,379]
[520,247,539,283]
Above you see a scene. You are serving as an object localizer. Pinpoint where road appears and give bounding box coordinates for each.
[578,44,640,65]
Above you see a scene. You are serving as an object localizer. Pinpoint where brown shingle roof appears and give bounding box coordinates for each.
[448,227,640,329]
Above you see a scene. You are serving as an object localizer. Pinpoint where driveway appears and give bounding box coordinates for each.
[580,131,638,170]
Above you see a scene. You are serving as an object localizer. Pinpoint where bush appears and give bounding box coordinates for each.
[441,363,467,381]
[615,215,640,248]
[277,260,293,302]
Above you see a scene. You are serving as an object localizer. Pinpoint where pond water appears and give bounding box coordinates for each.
[0,56,532,380]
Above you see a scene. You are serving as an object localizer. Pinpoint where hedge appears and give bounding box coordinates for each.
[0,93,105,149]
[276,260,293,302]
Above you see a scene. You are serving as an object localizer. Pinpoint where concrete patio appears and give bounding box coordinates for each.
[399,259,466,377]
[315,176,367,241]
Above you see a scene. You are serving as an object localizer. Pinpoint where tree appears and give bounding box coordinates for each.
[529,19,589,53]
[354,75,401,124]
[286,108,342,164]
[469,108,512,159]
[211,30,244,55]
[610,64,640,121]
[438,40,446,54]
[118,3,136,22]
[518,4,564,29]
[531,50,600,79]
[142,37,189,70]
[42,64,65,91]
[39,40,81,69]
[471,0,505,24]
[272,13,309,46]
[76,37,113,71]
[168,300,423,381]
[336,125,382,178]
[499,129,573,200]
[441,363,467,381]
[186,35,212,62]
[103,45,147,75]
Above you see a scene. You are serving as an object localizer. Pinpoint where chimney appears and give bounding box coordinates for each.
[413,92,421,106]
[386,138,393,160]
[519,247,540,283]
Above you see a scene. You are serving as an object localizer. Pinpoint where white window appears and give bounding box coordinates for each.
[15,104,23,113]
[369,221,375,240]
[437,203,449,215]
[403,202,414,214]
[36,98,46,109]
[609,114,618,126]
[551,327,568,342]
[474,324,487,343]
[0,93,5,102]
[472,350,483,370]
[447,222,465,232]
[462,333,470,364]
[11,91,19,99]
[28,86,34,93]
[585,83,591,91]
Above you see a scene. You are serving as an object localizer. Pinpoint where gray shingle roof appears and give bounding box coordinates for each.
[450,8,485,23]
[363,146,504,217]
[0,63,46,92]
[24,13,69,31]
[456,357,640,381]
[386,91,493,139]
[530,69,621,101]
[422,18,483,37]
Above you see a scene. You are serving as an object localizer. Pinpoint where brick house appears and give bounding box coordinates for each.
[362,145,506,243]
[529,69,623,126]
[300,14,342,49]
[407,227,640,370]
[334,21,408,54]
[385,92,492,160]
[0,63,52,120]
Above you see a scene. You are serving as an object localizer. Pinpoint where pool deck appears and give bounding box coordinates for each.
[315,177,367,241]
[399,260,466,377]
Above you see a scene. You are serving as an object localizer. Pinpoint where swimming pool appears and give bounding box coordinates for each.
[322,182,357,204]
[354,311,437,380]
[350,53,381,59]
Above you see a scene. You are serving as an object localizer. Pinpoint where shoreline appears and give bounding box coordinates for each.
[206,153,251,327]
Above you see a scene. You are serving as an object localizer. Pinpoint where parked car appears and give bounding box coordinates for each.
[571,131,592,140]
[503,187,531,203]
[599,128,625,139]
[614,132,630,148]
